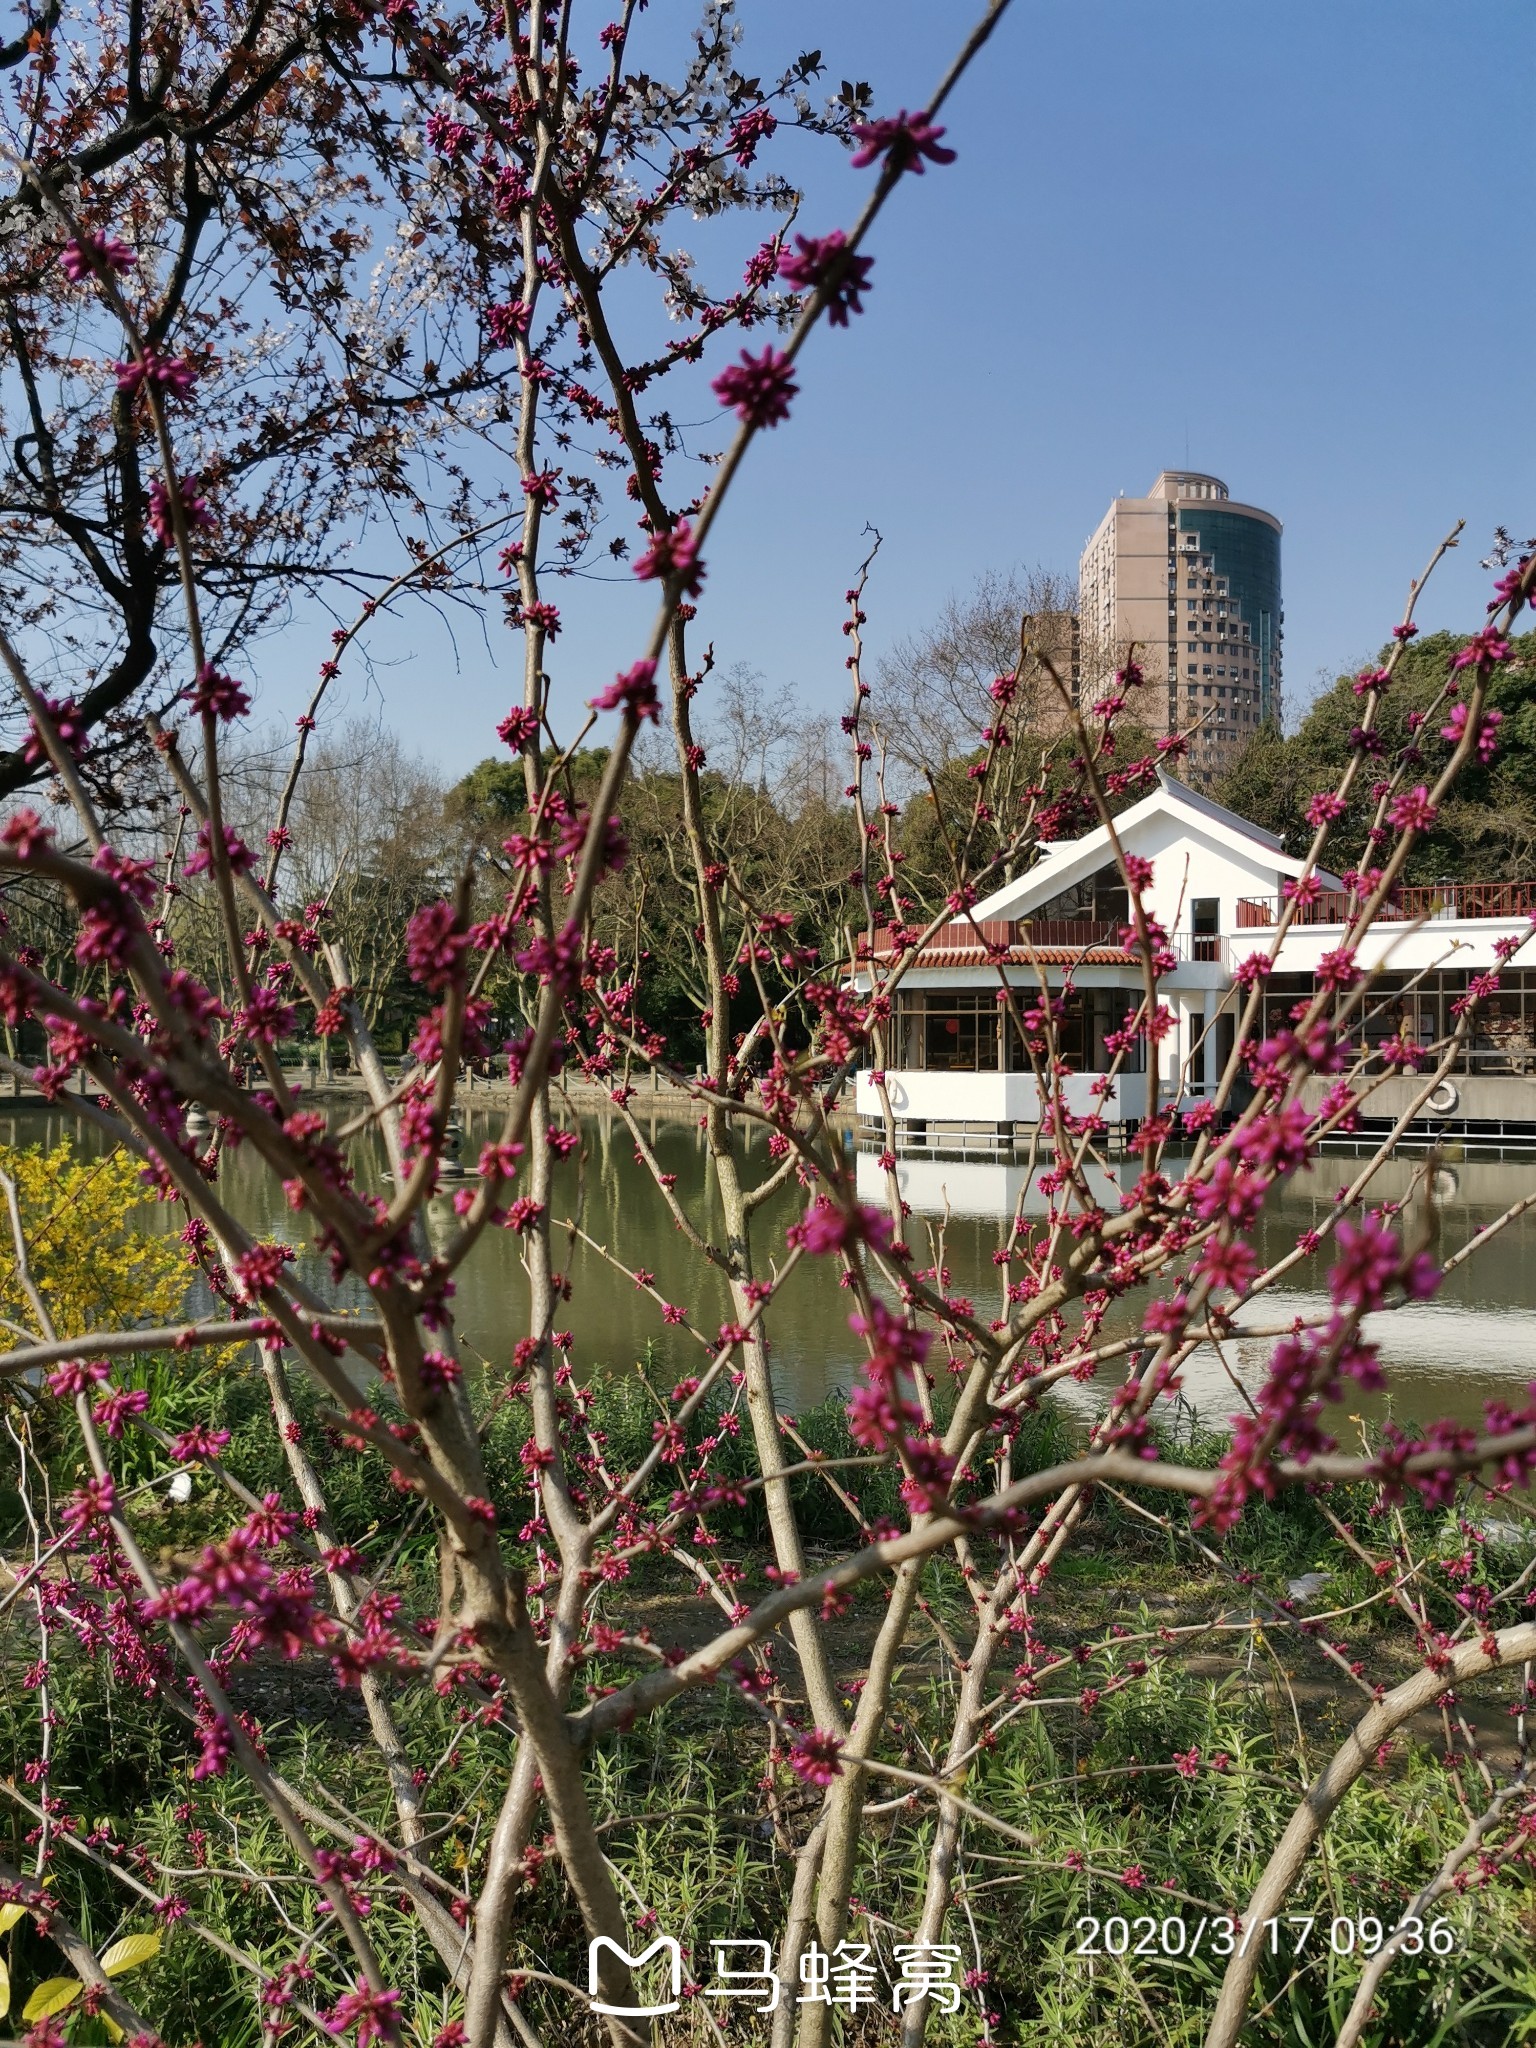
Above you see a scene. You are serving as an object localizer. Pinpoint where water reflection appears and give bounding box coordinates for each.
[3,1102,1533,1432]
[859,1146,1536,1431]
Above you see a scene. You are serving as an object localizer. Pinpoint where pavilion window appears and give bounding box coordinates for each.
[902,990,1002,1072]
[1003,988,1143,1073]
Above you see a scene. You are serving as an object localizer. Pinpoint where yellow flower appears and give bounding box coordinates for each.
[0,1141,192,1339]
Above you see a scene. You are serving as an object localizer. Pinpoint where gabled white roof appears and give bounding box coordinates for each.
[973,772,1329,921]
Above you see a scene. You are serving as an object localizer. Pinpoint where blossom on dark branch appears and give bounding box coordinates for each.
[1451,628,1511,674]
[113,349,200,398]
[711,346,797,429]
[2,807,55,857]
[728,106,777,165]
[633,519,704,595]
[21,694,85,767]
[1386,785,1437,833]
[59,231,135,281]
[511,599,561,638]
[521,467,562,508]
[788,1728,844,1785]
[184,821,255,877]
[149,474,215,546]
[849,110,956,174]
[187,664,252,722]
[788,1197,892,1257]
[590,658,659,723]
[486,299,532,348]
[777,231,873,326]
[405,901,468,991]
[326,1980,401,2047]
[497,705,540,750]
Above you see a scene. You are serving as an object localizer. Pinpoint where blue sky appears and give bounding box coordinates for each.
[289,1,1535,775]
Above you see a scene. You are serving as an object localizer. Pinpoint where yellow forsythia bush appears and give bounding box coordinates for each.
[0,1141,191,1341]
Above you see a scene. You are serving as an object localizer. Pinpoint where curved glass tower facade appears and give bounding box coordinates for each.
[1174,497,1282,727]
[1079,473,1282,779]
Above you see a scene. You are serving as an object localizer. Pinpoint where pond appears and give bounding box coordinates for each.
[2,1101,1533,1437]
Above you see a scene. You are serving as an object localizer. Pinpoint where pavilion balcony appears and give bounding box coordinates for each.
[1236,881,1536,929]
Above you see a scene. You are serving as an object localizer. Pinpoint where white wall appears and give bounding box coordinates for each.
[1232,915,1531,978]
[973,796,1292,941]
[854,1068,1149,1125]
[1129,812,1287,941]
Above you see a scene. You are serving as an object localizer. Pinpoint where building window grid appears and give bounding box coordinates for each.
[898,990,1146,1075]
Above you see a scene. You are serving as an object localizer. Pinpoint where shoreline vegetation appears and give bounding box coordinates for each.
[4,1172,1534,2043]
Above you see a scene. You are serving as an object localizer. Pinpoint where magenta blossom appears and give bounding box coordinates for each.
[47,1356,111,1398]
[777,230,873,325]
[405,900,468,991]
[1451,628,1511,673]
[184,821,255,877]
[1194,1237,1257,1297]
[633,519,704,595]
[113,348,200,398]
[711,346,797,429]
[235,1241,294,1295]
[1328,1216,1401,1315]
[589,658,659,723]
[92,1386,150,1438]
[521,466,561,508]
[788,1729,844,1786]
[849,110,956,174]
[2,806,53,857]
[1441,700,1504,765]
[1386,785,1438,833]
[728,105,777,165]
[1315,945,1359,992]
[326,1980,401,2046]
[486,299,531,347]
[169,1424,231,1461]
[789,1198,892,1257]
[148,473,214,546]
[187,663,251,722]
[497,705,539,749]
[21,694,86,767]
[59,230,136,281]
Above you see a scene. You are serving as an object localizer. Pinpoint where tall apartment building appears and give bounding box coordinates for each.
[1079,472,1281,777]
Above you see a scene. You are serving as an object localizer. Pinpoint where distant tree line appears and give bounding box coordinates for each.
[1218,628,1536,881]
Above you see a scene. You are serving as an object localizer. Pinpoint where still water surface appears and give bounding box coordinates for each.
[4,1103,1533,1436]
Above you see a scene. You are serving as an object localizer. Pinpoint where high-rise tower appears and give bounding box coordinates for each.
[1079,472,1281,776]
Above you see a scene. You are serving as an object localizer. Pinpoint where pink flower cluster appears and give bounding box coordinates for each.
[711,346,796,429]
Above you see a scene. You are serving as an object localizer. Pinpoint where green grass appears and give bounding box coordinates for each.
[3,1363,1533,2042]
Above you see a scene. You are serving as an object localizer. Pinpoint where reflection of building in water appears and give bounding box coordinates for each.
[852,773,1536,1159]
[854,1151,1127,1220]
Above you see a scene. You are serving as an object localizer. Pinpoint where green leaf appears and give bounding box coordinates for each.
[0,1904,25,1934]
[0,1951,10,2021]
[101,1933,162,1977]
[22,1976,82,2022]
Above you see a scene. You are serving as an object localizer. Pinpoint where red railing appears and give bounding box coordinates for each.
[1013,918,1124,948]
[1237,881,1536,930]
[869,917,1124,957]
